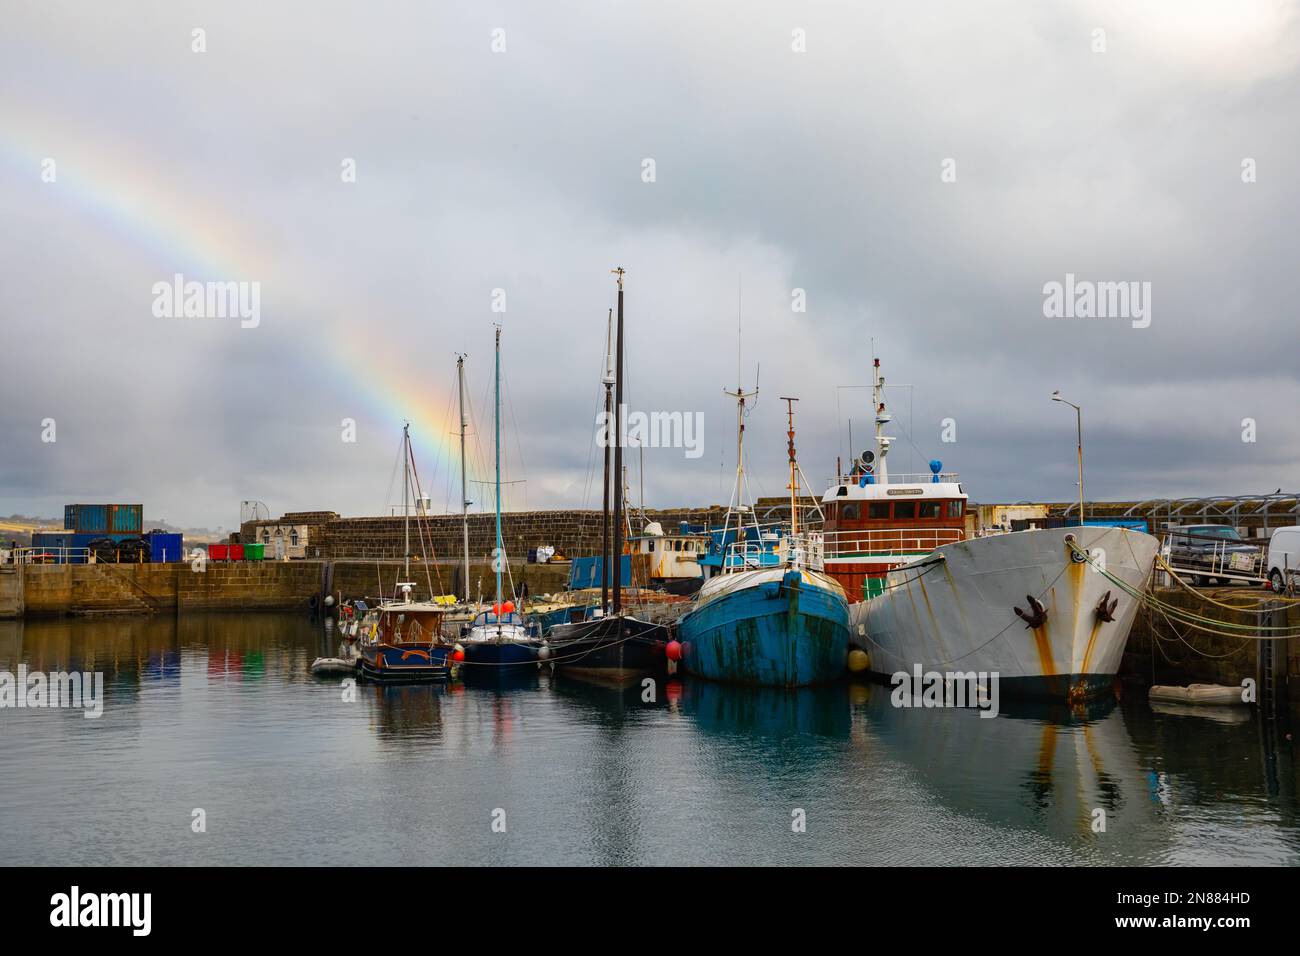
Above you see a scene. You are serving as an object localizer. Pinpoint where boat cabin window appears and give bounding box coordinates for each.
[470,610,524,627]
[841,503,860,521]
[648,540,655,552]
[919,502,940,519]
[947,500,963,518]
[869,503,890,519]
[894,502,917,519]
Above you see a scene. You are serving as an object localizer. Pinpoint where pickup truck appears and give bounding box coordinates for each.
[1166,524,1261,585]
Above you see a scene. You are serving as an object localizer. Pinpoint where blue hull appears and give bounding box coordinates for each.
[358,643,451,682]
[462,640,539,675]
[680,569,850,687]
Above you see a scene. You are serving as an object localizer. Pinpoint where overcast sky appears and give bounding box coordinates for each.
[2,1,1298,529]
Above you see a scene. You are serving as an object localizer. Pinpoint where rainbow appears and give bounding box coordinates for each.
[1,103,493,503]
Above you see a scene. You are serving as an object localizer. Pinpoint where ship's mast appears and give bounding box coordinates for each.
[722,379,759,564]
[600,308,614,614]
[456,355,470,602]
[493,325,503,613]
[611,267,626,616]
[402,422,410,581]
[782,397,799,537]
[873,356,893,485]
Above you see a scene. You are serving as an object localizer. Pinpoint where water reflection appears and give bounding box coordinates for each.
[0,614,1296,865]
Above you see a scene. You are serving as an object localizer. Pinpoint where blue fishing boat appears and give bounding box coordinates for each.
[678,394,850,687]
[459,325,543,677]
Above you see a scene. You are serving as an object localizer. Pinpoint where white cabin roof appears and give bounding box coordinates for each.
[821,481,966,504]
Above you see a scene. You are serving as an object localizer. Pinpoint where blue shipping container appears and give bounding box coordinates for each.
[148,533,184,563]
[109,504,143,533]
[64,503,143,534]
[65,504,108,532]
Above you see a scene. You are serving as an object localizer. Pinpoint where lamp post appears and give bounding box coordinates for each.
[1051,391,1084,524]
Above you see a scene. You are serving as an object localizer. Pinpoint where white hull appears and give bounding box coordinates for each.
[853,526,1158,699]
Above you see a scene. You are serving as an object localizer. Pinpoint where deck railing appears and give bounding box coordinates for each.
[723,532,827,572]
[826,472,960,488]
[822,527,964,560]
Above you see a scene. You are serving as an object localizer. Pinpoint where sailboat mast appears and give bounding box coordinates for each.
[457,354,470,603]
[403,422,410,582]
[611,267,626,616]
[601,308,613,613]
[494,326,503,610]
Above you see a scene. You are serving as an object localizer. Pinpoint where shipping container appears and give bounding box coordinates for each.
[65,503,108,533]
[209,544,229,561]
[229,544,245,561]
[63,503,144,534]
[245,542,265,561]
[148,533,184,563]
[108,504,143,534]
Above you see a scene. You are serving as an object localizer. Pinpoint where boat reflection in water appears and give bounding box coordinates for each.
[678,678,851,739]
[851,678,1296,864]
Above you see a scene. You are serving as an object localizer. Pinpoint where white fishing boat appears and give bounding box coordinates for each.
[822,355,1159,701]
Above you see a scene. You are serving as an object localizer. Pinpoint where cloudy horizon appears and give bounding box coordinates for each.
[3,1,1298,530]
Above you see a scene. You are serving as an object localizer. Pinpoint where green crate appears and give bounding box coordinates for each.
[245,542,265,561]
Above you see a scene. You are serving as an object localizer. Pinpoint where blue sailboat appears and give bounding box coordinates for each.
[460,326,543,677]
[678,393,850,687]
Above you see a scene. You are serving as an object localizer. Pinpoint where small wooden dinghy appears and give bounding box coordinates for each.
[1148,683,1247,706]
[310,657,358,676]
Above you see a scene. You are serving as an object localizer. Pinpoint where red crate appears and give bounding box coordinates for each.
[228,544,245,561]
[209,544,229,561]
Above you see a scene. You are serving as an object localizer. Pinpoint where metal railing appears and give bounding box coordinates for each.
[7,546,95,565]
[826,472,960,487]
[722,532,827,572]
[822,527,964,560]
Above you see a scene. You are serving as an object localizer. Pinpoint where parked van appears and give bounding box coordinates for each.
[1267,527,1300,593]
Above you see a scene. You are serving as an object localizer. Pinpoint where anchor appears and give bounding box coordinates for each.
[1013,595,1047,629]
[1094,590,1119,623]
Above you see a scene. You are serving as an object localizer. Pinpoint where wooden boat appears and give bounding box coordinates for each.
[547,270,676,679]
[354,425,455,683]
[357,598,453,682]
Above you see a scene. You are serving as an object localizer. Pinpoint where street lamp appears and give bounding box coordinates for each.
[1051,391,1084,524]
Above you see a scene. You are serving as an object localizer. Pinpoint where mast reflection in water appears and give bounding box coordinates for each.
[0,612,1295,866]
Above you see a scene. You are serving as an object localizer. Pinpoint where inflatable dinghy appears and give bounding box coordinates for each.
[1148,683,1247,706]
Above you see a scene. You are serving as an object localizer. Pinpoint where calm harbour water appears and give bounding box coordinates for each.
[1,611,1296,866]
